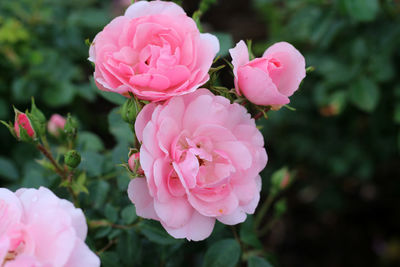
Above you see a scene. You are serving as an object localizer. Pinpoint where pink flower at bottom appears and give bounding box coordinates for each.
[0,187,100,267]
[229,40,306,106]
[128,89,268,241]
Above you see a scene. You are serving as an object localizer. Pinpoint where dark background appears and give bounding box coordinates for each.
[0,0,399,266]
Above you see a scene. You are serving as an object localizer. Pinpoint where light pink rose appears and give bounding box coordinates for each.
[0,187,100,267]
[128,89,268,241]
[47,114,66,137]
[89,0,219,102]
[14,112,35,139]
[229,40,306,106]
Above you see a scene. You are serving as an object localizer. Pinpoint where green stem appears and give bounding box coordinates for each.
[258,217,279,237]
[254,194,274,230]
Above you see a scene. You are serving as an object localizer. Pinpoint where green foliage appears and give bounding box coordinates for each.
[202,239,241,267]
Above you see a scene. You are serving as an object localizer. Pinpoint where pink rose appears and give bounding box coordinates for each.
[128,89,268,241]
[89,0,219,102]
[48,114,66,137]
[128,152,144,176]
[0,187,100,267]
[14,112,35,139]
[229,40,306,106]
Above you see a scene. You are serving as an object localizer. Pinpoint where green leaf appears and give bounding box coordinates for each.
[394,104,400,124]
[121,205,137,225]
[21,162,48,188]
[116,229,141,265]
[97,90,126,105]
[70,172,89,195]
[213,32,233,57]
[108,107,133,144]
[248,256,274,267]
[0,98,10,119]
[100,251,121,267]
[104,203,119,223]
[202,239,241,267]
[240,216,262,249]
[42,82,75,107]
[139,220,182,245]
[343,0,379,22]
[112,141,129,165]
[80,151,105,177]
[89,180,110,210]
[77,131,104,152]
[0,157,19,181]
[349,77,380,112]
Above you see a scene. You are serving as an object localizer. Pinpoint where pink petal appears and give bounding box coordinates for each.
[229,40,249,95]
[237,65,290,106]
[58,199,87,241]
[162,211,215,241]
[0,188,22,236]
[125,1,186,19]
[127,178,158,220]
[154,197,193,228]
[64,238,100,267]
[214,141,252,170]
[135,103,157,142]
[263,42,306,96]
[188,190,238,217]
[217,207,246,225]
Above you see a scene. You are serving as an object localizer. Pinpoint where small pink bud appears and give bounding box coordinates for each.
[280,172,291,189]
[14,113,35,139]
[128,152,144,176]
[47,114,66,136]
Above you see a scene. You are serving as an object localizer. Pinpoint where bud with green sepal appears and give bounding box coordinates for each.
[28,97,46,138]
[269,167,293,197]
[13,107,37,142]
[64,150,81,168]
[121,97,140,124]
[64,114,78,141]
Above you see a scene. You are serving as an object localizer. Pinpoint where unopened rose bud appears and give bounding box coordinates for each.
[128,152,144,176]
[14,110,36,141]
[48,114,66,137]
[64,114,78,138]
[65,150,81,168]
[270,167,292,196]
[121,98,139,124]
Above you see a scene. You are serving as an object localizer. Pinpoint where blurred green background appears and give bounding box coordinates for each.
[0,0,399,266]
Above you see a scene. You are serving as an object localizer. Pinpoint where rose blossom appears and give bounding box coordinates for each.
[47,114,66,137]
[229,40,306,106]
[128,89,268,241]
[0,187,100,267]
[14,112,35,140]
[89,0,219,102]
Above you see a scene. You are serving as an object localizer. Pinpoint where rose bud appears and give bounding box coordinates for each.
[128,152,144,176]
[64,150,81,168]
[230,40,306,106]
[14,109,36,141]
[48,114,66,137]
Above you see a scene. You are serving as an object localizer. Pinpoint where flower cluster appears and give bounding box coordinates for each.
[1,2,306,261]
[88,0,306,241]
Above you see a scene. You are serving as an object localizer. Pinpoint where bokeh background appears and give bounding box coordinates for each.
[0,0,399,266]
